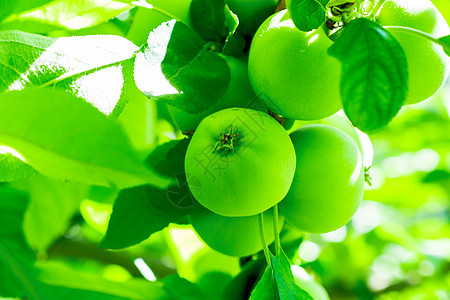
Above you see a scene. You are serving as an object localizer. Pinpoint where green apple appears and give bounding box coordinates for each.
[190,207,284,257]
[185,107,296,217]
[248,9,342,121]
[280,124,364,233]
[376,0,450,104]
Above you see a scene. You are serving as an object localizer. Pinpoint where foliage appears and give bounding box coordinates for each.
[0,0,449,299]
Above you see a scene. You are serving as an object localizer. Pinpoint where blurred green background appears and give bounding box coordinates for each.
[1,0,449,299]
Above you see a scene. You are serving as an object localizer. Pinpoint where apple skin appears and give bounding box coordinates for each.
[376,0,450,104]
[248,9,342,121]
[185,107,296,217]
[279,124,364,233]
[189,207,284,257]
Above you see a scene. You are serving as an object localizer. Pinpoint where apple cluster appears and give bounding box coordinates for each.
[167,0,450,257]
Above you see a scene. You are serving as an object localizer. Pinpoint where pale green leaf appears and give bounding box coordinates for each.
[0,88,168,189]
[10,175,87,252]
[0,147,36,182]
[0,0,53,23]
[35,261,168,299]
[0,186,142,300]
[0,30,138,117]
[0,0,131,34]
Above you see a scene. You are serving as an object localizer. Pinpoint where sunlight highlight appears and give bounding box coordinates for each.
[134,258,156,282]
[134,19,181,97]
[307,33,319,45]
[70,65,124,115]
[298,241,321,262]
[0,145,27,162]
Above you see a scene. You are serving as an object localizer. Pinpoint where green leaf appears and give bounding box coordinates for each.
[0,186,36,298]
[328,18,408,132]
[101,139,198,249]
[248,267,278,300]
[134,20,230,114]
[0,30,138,117]
[0,0,131,34]
[224,258,267,300]
[287,0,329,32]
[190,0,228,41]
[100,185,171,249]
[0,0,53,23]
[35,261,168,299]
[162,275,214,300]
[249,250,313,300]
[222,8,246,56]
[0,88,168,189]
[146,139,189,177]
[10,175,87,252]
[0,149,36,182]
[0,186,144,300]
[438,35,450,56]
[272,251,313,299]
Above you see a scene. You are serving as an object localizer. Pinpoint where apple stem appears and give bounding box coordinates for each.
[383,26,442,46]
[259,213,271,266]
[368,0,386,19]
[273,205,281,256]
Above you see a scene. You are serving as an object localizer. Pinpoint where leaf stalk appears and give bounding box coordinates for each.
[273,205,280,256]
[259,213,271,266]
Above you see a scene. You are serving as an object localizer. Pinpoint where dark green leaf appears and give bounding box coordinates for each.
[101,139,199,249]
[134,20,230,114]
[147,139,189,176]
[0,0,130,34]
[0,186,35,298]
[190,0,228,41]
[328,18,408,132]
[422,169,450,183]
[438,35,450,56]
[0,89,168,189]
[225,258,267,300]
[222,8,246,56]
[0,151,36,182]
[249,250,313,300]
[287,0,329,32]
[0,30,138,117]
[162,275,215,300]
[100,186,172,249]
